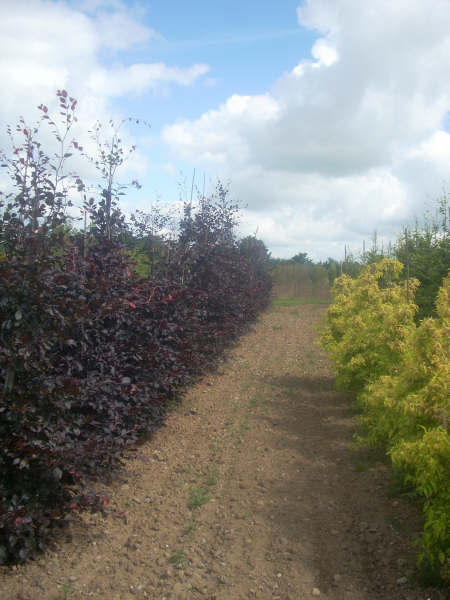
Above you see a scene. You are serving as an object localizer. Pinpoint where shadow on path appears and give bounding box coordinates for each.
[248,370,428,598]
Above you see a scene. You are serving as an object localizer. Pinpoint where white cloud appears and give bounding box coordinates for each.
[310,38,338,67]
[409,130,450,171]
[232,164,409,259]
[0,0,210,214]
[93,11,159,50]
[163,94,280,165]
[163,0,450,259]
[87,63,209,96]
[0,0,209,115]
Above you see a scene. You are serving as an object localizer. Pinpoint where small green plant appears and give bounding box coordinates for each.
[54,583,73,600]
[205,469,219,486]
[386,469,416,499]
[183,520,196,536]
[249,396,258,408]
[188,485,209,509]
[169,549,185,565]
[232,416,250,446]
[353,462,369,473]
[271,324,282,330]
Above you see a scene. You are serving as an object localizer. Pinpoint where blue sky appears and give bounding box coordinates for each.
[124,1,317,101]
[1,1,450,259]
[103,1,318,209]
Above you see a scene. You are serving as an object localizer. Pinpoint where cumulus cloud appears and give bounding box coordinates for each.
[163,94,279,164]
[163,0,450,258]
[233,164,409,259]
[0,0,208,126]
[0,0,210,218]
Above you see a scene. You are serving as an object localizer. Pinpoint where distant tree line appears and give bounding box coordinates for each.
[270,195,449,319]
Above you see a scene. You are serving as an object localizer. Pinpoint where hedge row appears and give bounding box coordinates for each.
[320,259,449,583]
[0,224,271,564]
[0,93,272,563]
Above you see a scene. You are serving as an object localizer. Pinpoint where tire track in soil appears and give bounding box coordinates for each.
[0,304,445,600]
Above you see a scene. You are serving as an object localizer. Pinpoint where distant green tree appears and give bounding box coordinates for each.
[290,251,312,264]
[394,195,449,320]
[320,258,341,286]
[239,235,271,265]
[128,205,174,278]
[361,230,389,265]
[342,250,364,279]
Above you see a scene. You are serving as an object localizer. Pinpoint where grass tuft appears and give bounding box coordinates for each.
[188,485,210,509]
[169,549,185,565]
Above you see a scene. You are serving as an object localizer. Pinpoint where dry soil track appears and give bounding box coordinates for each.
[0,304,446,600]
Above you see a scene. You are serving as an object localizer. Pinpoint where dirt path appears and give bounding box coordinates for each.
[1,304,445,600]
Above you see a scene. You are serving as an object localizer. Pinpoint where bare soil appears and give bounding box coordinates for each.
[1,304,446,600]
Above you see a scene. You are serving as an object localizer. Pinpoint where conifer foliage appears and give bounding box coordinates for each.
[0,92,271,563]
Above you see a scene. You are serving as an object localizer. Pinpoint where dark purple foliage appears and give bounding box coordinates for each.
[0,93,271,564]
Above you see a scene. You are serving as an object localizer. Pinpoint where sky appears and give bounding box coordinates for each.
[1,0,450,260]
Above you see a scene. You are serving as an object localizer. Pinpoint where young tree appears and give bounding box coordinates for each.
[395,196,450,320]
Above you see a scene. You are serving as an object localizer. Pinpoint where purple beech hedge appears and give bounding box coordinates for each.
[0,227,271,564]
[0,92,272,563]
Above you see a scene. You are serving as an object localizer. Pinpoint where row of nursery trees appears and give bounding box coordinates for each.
[0,91,272,563]
[323,198,449,322]
[269,252,330,301]
[320,259,449,583]
[270,197,449,316]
